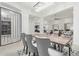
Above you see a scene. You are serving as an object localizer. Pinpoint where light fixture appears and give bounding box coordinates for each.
[33,2,40,7]
[33,2,54,12]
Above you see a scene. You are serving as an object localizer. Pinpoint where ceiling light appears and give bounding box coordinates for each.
[33,2,54,12]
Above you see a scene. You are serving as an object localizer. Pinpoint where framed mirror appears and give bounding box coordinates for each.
[64,23,72,31]
[53,24,59,31]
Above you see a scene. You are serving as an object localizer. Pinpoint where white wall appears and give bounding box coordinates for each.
[29,15,44,34]
[29,16,40,34]
[22,9,30,34]
[44,15,73,31]
[73,3,79,47]
[53,17,73,30]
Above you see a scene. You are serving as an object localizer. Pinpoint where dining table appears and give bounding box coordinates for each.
[32,33,72,56]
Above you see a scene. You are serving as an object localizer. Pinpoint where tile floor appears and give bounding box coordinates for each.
[0,40,79,56]
[0,40,64,56]
[0,41,23,56]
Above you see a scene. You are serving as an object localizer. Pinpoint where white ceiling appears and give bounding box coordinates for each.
[15,2,55,17]
[4,2,73,17]
[53,7,73,18]
[33,2,54,12]
[16,2,37,8]
[44,7,73,21]
[19,2,73,18]
[12,2,54,12]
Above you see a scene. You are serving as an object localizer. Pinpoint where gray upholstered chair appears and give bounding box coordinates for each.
[35,37,63,56]
[26,34,38,56]
[36,37,49,56]
[20,33,28,54]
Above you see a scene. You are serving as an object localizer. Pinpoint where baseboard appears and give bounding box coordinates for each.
[0,40,21,47]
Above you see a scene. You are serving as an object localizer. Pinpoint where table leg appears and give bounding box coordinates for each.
[58,44,60,51]
[54,43,56,49]
[60,45,63,52]
[69,46,71,56]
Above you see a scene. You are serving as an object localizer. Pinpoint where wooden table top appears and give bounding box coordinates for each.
[49,34,72,45]
[33,33,72,46]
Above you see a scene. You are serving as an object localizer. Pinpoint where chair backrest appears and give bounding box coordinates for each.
[26,34,36,53]
[35,37,50,56]
[21,33,27,47]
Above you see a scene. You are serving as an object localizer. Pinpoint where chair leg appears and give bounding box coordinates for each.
[33,52,36,56]
[36,51,39,56]
[60,45,63,52]
[69,45,71,56]
[34,51,39,56]
[54,43,56,49]
[58,44,60,51]
[28,52,30,56]
[26,47,28,54]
